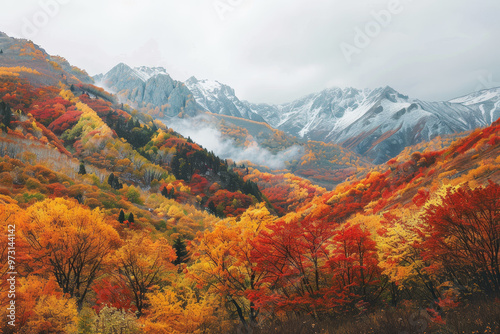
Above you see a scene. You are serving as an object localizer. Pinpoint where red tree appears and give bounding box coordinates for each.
[422,181,500,296]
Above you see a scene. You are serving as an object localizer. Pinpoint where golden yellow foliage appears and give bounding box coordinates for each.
[143,286,222,334]
[0,66,41,77]
[21,198,121,307]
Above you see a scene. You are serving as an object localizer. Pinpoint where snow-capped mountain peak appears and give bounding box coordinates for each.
[448,87,500,125]
[97,63,170,84]
[132,66,169,82]
[185,77,264,122]
[94,64,203,117]
[186,77,231,94]
[449,87,500,105]
[95,62,500,164]
[243,85,500,163]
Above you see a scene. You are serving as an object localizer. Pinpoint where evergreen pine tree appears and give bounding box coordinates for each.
[108,173,115,186]
[173,237,188,265]
[161,186,169,198]
[107,173,122,190]
[118,210,125,224]
[127,118,135,131]
[171,154,181,178]
[78,162,87,175]
[208,201,217,215]
[179,160,189,180]
[75,193,84,204]
[128,212,135,223]
[0,101,11,128]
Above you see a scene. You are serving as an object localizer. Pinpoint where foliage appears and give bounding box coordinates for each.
[113,232,176,316]
[2,41,500,333]
[21,198,121,308]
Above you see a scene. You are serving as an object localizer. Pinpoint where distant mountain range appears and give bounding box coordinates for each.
[96,64,500,163]
[245,86,500,162]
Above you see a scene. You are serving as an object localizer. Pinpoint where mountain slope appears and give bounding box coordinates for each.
[95,65,372,183]
[184,76,499,163]
[0,31,93,86]
[245,86,498,163]
[449,87,500,124]
[95,63,500,165]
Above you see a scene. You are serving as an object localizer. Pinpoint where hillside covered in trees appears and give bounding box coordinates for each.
[0,33,499,334]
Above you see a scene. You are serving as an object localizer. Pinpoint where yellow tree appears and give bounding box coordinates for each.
[142,282,223,334]
[114,232,176,317]
[0,275,78,334]
[378,185,462,304]
[20,277,79,334]
[21,198,121,309]
[378,207,442,304]
[190,203,275,331]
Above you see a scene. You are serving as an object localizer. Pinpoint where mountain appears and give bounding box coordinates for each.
[244,86,499,163]
[182,74,499,163]
[449,87,500,124]
[95,63,203,117]
[185,77,265,122]
[93,64,371,185]
[96,66,267,121]
[0,38,270,220]
[95,63,500,164]
[3,31,500,334]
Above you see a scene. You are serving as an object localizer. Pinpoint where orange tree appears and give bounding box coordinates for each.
[21,198,121,309]
[189,203,274,331]
[113,232,176,317]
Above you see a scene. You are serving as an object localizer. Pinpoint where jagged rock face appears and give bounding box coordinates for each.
[185,77,265,122]
[245,86,500,163]
[95,63,203,117]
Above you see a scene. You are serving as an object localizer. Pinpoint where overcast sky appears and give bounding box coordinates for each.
[1,0,499,104]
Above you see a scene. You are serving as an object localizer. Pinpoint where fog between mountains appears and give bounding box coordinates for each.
[166,116,303,170]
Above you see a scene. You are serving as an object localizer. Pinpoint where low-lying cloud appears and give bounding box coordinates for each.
[166,116,303,170]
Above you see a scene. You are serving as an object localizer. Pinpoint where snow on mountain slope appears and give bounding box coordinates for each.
[185,77,265,122]
[95,62,500,164]
[246,86,499,163]
[132,66,170,82]
[449,87,500,124]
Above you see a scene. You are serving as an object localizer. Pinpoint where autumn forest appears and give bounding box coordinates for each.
[0,33,500,334]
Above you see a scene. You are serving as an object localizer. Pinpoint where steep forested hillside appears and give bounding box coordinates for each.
[0,33,499,334]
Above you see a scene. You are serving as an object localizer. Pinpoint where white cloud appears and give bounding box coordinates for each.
[166,116,303,169]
